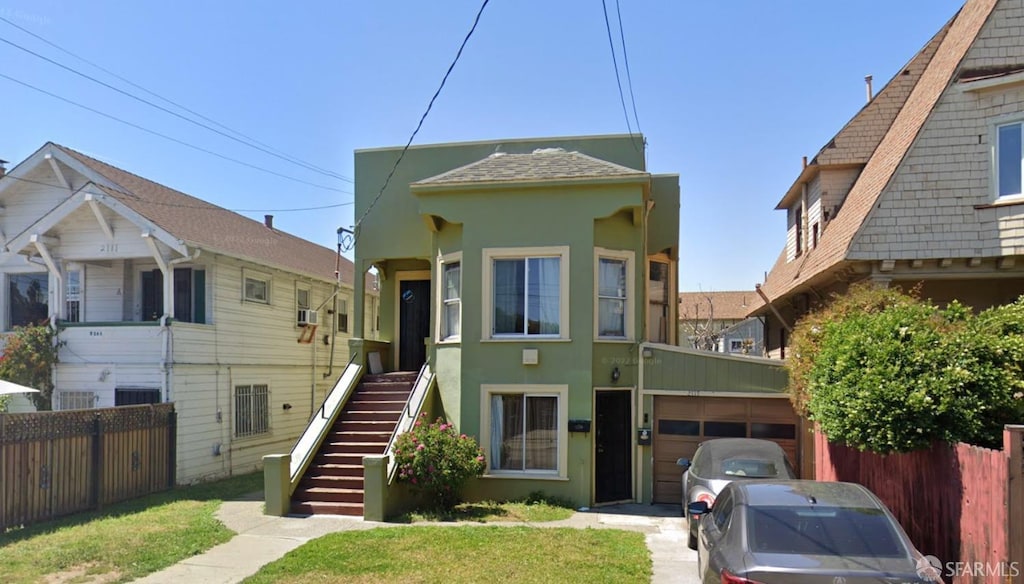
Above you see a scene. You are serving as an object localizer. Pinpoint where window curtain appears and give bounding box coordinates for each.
[493,260,524,334]
[525,396,557,470]
[493,394,524,470]
[598,258,625,336]
[443,263,460,338]
[528,257,560,335]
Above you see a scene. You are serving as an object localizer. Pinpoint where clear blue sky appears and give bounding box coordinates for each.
[0,0,964,291]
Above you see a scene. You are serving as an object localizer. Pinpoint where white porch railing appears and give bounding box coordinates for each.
[385,364,435,482]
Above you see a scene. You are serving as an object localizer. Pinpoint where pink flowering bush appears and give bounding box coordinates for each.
[393,413,486,510]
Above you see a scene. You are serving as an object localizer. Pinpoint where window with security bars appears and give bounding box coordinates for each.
[234,384,270,437]
[57,391,97,410]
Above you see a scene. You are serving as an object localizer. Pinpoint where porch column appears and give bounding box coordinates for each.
[142,233,173,319]
[353,260,366,338]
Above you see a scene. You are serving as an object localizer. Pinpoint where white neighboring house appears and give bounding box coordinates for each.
[0,143,379,482]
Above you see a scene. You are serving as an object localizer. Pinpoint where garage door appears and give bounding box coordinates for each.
[652,395,799,504]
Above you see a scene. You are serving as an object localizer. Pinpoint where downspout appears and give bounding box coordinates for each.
[323,242,343,380]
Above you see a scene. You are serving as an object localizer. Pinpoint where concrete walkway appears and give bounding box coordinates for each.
[132,494,700,584]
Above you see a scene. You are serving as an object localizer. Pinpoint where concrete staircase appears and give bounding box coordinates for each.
[290,371,417,516]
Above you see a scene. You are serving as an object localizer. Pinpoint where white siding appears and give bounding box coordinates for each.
[82,262,125,321]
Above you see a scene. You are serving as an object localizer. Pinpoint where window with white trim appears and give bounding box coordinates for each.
[338,297,349,333]
[234,384,269,438]
[439,253,461,341]
[595,249,634,339]
[483,247,569,339]
[243,272,270,304]
[9,272,48,329]
[65,268,82,323]
[998,121,1023,199]
[483,386,567,475]
[296,286,310,325]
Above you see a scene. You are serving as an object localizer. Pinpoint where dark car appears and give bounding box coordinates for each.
[677,438,796,549]
[689,480,943,584]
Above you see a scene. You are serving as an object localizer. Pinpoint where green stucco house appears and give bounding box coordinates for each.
[266,134,797,517]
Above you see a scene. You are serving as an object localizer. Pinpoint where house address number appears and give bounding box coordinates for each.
[100,243,118,253]
[89,331,103,337]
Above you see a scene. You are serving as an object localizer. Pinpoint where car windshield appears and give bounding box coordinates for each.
[720,458,778,478]
[747,506,907,557]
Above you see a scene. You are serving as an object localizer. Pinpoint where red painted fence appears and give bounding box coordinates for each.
[815,426,1024,584]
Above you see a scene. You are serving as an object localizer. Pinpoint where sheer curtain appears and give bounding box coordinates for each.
[598,258,625,336]
[529,257,560,335]
[525,396,557,470]
[443,263,460,338]
[493,260,524,334]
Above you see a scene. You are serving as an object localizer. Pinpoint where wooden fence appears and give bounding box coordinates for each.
[815,425,1024,584]
[1,404,176,531]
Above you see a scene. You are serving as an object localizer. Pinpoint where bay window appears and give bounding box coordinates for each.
[439,254,461,341]
[483,246,569,340]
[595,249,634,339]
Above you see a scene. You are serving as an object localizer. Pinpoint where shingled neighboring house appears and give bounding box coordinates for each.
[752,0,1024,358]
[0,142,378,481]
[678,291,764,354]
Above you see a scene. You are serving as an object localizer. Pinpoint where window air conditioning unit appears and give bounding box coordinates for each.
[297,309,319,326]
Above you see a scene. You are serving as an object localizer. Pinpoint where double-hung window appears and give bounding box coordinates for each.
[234,384,269,438]
[439,254,461,341]
[998,121,1023,200]
[244,270,270,304]
[65,268,82,323]
[483,247,569,339]
[595,249,634,339]
[483,384,567,477]
[9,273,49,329]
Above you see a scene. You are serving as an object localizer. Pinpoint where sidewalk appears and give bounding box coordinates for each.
[131,493,699,584]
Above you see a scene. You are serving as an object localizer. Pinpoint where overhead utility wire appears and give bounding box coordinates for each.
[614,0,642,137]
[350,0,491,249]
[0,173,352,213]
[600,0,640,150]
[0,32,352,183]
[0,71,350,194]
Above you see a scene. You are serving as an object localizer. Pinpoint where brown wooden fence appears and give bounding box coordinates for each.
[1,404,176,531]
[815,425,1024,584]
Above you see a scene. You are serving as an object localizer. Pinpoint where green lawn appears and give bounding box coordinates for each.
[244,526,651,584]
[0,472,263,584]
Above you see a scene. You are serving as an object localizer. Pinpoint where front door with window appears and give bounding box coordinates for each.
[398,279,430,371]
[595,390,632,503]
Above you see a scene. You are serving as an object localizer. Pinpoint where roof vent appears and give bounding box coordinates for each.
[264,214,274,229]
[0,159,7,177]
[865,75,874,103]
[532,148,566,155]
[489,152,507,158]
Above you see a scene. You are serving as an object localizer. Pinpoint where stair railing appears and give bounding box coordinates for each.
[287,354,363,493]
[385,363,434,482]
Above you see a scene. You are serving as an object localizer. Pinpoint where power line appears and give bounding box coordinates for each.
[0,28,352,183]
[0,71,352,194]
[350,0,491,249]
[600,0,640,150]
[613,0,642,137]
[0,173,352,213]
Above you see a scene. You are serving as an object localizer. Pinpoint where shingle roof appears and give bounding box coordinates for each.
[679,291,764,321]
[412,148,647,186]
[53,144,359,287]
[757,0,997,308]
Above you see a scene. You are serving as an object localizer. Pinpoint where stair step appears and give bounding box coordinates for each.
[291,501,363,516]
[301,475,364,490]
[329,431,393,442]
[294,486,364,503]
[303,463,364,477]
[346,400,407,412]
[339,410,403,422]
[362,373,418,384]
[351,392,413,402]
[358,381,415,390]
[320,441,387,455]
[313,453,366,466]
[333,420,398,432]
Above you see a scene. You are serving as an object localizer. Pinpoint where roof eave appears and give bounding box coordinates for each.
[411,174,651,194]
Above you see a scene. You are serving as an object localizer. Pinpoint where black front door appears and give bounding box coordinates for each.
[595,390,632,503]
[399,279,430,371]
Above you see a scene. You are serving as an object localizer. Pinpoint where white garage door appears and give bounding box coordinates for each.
[652,395,799,504]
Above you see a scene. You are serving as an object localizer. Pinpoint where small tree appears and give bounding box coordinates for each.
[789,284,1024,453]
[0,325,62,411]
[393,414,486,510]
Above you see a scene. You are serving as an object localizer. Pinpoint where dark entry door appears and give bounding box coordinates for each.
[595,390,632,503]
[399,279,430,372]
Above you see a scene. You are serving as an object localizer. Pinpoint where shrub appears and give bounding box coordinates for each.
[0,325,62,411]
[393,414,486,510]
[789,283,1024,453]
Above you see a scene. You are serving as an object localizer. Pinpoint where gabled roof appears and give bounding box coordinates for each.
[775,15,955,210]
[679,291,764,321]
[45,144,356,286]
[757,0,998,308]
[412,148,647,187]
